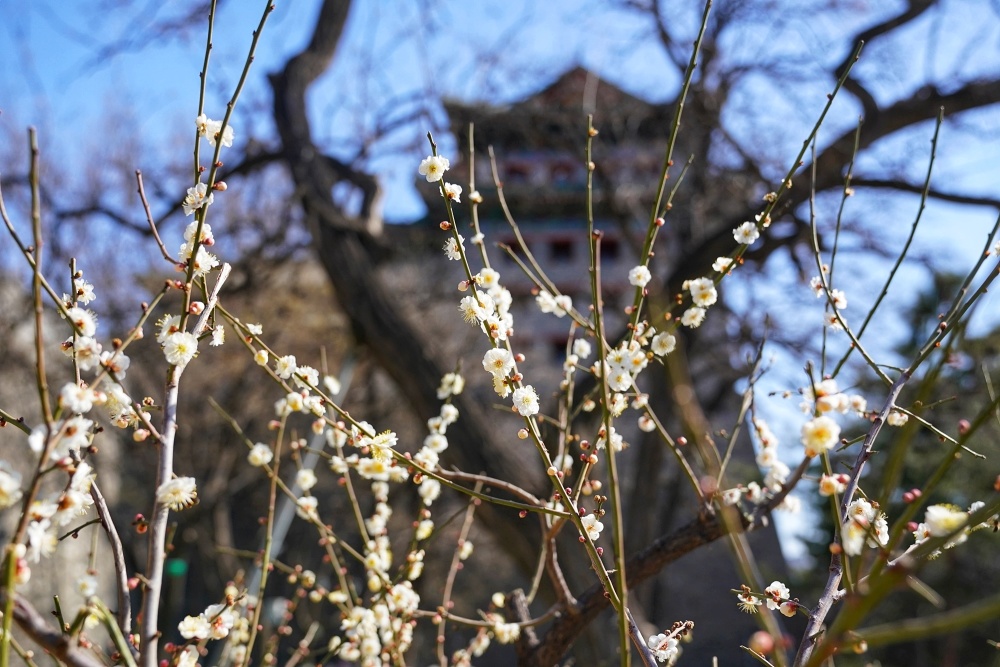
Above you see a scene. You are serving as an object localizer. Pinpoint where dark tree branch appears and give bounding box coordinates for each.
[852,178,1000,210]
[833,0,938,121]
[521,509,747,666]
[667,79,1000,292]
[1,593,106,667]
[269,0,540,572]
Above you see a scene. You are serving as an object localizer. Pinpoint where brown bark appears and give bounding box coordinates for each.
[268,0,540,572]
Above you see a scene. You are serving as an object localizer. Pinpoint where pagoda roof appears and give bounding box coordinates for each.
[443,66,674,152]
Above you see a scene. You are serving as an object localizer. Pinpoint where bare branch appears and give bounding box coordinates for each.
[2,593,106,667]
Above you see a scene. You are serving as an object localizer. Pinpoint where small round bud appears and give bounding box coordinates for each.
[189,301,205,315]
[439,221,451,231]
[213,181,228,191]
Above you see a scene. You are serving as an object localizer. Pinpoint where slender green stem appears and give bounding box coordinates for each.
[242,416,285,667]
[832,109,944,377]
[586,115,630,666]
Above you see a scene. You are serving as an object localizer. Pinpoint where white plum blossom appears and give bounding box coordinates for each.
[65,307,97,337]
[77,574,98,598]
[418,155,450,182]
[801,415,840,457]
[182,182,214,216]
[196,114,234,148]
[536,289,571,317]
[686,277,718,307]
[437,372,465,399]
[296,495,319,521]
[712,256,733,273]
[459,292,494,323]
[680,307,706,328]
[824,312,845,331]
[818,473,849,497]
[163,331,198,367]
[59,383,97,414]
[443,182,462,202]
[184,244,219,277]
[647,633,679,663]
[512,385,540,417]
[248,443,273,467]
[829,288,847,309]
[887,410,909,427]
[809,275,825,297]
[651,332,676,357]
[275,354,297,379]
[296,468,318,491]
[210,324,225,346]
[156,477,198,511]
[923,504,968,539]
[733,221,760,245]
[184,219,214,245]
[628,265,652,288]
[841,498,888,556]
[443,234,465,260]
[483,348,515,377]
[178,614,211,640]
[419,478,442,505]
[764,581,790,611]
[0,464,23,510]
[737,589,762,614]
[581,513,604,541]
[572,338,592,358]
[71,277,96,305]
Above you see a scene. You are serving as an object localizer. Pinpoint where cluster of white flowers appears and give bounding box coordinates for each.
[178,601,238,640]
[720,418,796,512]
[183,182,214,216]
[800,379,867,417]
[841,498,889,556]
[735,580,796,618]
[460,271,515,343]
[911,502,997,553]
[752,418,790,493]
[536,288,572,318]
[21,310,115,583]
[808,266,850,331]
[334,581,420,666]
[179,220,220,278]
[797,379,868,457]
[18,460,96,567]
[195,113,234,149]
